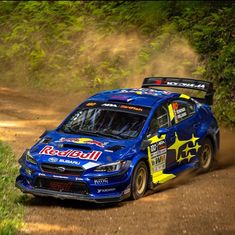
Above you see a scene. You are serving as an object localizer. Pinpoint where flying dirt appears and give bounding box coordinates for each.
[0,86,234,235]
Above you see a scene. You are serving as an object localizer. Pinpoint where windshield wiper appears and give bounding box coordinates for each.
[61,127,124,140]
[75,130,103,137]
[61,126,76,134]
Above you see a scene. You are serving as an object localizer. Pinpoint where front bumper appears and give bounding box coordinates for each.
[16,176,130,203]
[16,167,132,203]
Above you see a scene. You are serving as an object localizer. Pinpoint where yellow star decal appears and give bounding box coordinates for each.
[191,134,199,146]
[183,144,195,155]
[177,155,185,163]
[168,133,190,161]
[186,152,195,162]
[194,142,201,152]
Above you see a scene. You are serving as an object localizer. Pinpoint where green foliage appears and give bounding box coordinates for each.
[0,1,234,126]
[0,141,24,234]
[174,3,235,126]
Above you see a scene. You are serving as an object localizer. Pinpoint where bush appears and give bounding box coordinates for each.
[0,141,24,235]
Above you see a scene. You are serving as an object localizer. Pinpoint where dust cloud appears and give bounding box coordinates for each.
[0,26,200,93]
[68,29,200,91]
[124,37,199,88]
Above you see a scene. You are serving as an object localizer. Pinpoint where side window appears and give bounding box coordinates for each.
[147,104,170,138]
[171,99,196,123]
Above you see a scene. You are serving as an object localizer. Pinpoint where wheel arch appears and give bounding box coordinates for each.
[203,133,217,158]
[131,153,149,170]
[130,153,151,188]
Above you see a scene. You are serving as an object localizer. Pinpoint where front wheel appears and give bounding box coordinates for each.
[130,161,148,200]
[198,138,214,173]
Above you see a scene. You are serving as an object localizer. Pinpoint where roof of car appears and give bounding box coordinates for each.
[87,88,178,107]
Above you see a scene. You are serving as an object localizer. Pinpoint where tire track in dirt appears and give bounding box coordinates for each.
[0,86,234,235]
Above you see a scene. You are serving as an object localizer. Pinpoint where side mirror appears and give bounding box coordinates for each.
[157,128,169,138]
[140,139,151,151]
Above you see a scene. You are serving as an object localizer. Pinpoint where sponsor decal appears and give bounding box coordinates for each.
[167,81,205,89]
[97,188,116,193]
[52,175,68,179]
[75,177,83,181]
[119,105,143,112]
[168,133,201,163]
[120,88,171,96]
[175,107,187,119]
[59,159,80,165]
[150,140,167,158]
[101,103,118,108]
[149,140,167,173]
[172,102,179,110]
[39,145,102,161]
[57,137,105,148]
[86,102,96,107]
[49,181,73,191]
[152,154,166,172]
[94,178,109,185]
[48,157,58,163]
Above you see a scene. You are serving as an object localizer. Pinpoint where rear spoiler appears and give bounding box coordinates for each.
[142,77,214,105]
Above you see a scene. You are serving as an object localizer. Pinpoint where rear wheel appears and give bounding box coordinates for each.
[131,161,148,200]
[198,138,214,173]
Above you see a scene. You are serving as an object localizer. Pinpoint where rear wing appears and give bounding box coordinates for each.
[142,77,214,105]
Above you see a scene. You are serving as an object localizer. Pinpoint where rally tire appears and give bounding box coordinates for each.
[198,138,214,173]
[130,161,148,200]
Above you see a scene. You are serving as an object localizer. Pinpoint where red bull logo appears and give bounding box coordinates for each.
[58,138,105,148]
[39,145,102,161]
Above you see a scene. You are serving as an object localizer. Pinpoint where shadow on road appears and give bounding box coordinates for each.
[19,195,125,210]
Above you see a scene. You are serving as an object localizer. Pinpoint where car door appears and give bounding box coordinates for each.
[168,98,200,165]
[146,102,176,177]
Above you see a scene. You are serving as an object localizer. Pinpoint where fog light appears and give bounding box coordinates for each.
[24,167,33,176]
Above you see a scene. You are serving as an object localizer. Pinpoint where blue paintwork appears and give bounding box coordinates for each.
[15,88,219,203]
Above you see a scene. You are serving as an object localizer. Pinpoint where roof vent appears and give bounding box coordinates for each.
[108,95,134,103]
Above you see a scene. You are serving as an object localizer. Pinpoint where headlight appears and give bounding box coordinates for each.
[94,160,131,173]
[25,151,37,165]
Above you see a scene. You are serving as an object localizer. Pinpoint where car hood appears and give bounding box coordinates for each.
[30,131,138,169]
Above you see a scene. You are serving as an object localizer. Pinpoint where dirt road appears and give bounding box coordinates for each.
[0,86,234,235]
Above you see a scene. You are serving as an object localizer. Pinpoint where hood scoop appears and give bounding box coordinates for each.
[106,145,124,152]
[60,143,91,151]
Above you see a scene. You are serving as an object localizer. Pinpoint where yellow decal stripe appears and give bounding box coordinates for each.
[152,171,176,184]
[168,104,174,121]
[180,94,190,99]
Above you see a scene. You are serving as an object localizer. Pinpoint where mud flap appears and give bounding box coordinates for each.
[147,135,176,184]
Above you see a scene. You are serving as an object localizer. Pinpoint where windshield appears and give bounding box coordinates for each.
[60,108,146,139]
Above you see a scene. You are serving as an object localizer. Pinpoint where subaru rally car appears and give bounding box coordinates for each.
[16,77,220,203]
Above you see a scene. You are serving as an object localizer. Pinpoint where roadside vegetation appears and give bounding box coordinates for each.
[0,1,234,126]
[0,141,24,235]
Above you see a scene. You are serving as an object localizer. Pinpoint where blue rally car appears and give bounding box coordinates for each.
[16,77,220,203]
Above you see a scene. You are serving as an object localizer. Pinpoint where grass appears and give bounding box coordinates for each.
[0,141,25,235]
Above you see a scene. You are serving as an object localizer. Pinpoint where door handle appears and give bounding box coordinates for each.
[193,123,200,129]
